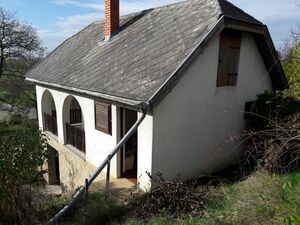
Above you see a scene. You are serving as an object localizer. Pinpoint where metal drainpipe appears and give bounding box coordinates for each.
[47,107,148,225]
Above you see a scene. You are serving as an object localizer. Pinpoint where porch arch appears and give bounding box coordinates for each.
[62,95,85,153]
[41,90,57,135]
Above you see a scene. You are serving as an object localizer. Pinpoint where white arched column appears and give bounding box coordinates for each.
[41,89,58,135]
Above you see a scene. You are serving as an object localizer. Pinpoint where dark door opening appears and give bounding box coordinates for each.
[120,108,138,183]
[47,145,60,185]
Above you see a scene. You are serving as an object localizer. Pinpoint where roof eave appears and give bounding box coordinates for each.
[26,78,148,111]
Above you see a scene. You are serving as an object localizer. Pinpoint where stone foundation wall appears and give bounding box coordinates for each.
[44,133,106,193]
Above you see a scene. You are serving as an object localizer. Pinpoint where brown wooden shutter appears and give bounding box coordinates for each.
[217,31,241,86]
[94,101,112,135]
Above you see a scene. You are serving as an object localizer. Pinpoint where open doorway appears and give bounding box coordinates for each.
[120,108,137,183]
[47,145,60,185]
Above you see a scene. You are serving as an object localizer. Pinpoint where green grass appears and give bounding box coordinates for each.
[55,193,128,225]
[200,171,300,225]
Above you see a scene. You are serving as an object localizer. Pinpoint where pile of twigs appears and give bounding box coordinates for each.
[133,172,209,219]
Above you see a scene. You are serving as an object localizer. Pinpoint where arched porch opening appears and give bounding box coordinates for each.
[41,90,57,135]
[62,96,85,153]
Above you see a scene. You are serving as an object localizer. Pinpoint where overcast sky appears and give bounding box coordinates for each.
[1,0,299,51]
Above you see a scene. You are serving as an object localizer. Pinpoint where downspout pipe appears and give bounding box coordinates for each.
[48,106,148,225]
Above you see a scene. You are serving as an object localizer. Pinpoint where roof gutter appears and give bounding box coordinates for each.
[26,78,148,111]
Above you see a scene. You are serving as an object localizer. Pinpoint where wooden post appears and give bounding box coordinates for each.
[104,159,111,203]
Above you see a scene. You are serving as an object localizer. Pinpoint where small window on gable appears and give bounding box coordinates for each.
[94,100,112,135]
[217,30,242,87]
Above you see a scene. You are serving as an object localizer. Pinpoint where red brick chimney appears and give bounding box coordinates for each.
[105,0,119,40]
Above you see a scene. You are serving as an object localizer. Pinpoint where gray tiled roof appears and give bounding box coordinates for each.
[26,0,263,102]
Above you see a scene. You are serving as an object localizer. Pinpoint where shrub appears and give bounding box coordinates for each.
[243,92,300,174]
[0,126,48,225]
[281,34,300,101]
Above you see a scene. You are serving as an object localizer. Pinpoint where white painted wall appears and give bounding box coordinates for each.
[152,33,272,180]
[36,86,119,177]
[137,113,153,191]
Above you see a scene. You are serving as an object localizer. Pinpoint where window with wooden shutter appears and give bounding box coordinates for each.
[217,30,241,87]
[94,101,112,135]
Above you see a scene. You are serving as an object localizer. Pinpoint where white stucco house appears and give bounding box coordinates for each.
[25,0,286,191]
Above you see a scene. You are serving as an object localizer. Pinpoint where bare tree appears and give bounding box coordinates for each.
[0,7,45,79]
[0,7,46,116]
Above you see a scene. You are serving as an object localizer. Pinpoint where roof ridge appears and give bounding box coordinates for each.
[218,0,262,24]
[150,0,221,13]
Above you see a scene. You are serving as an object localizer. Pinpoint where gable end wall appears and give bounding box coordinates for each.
[152,33,272,180]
